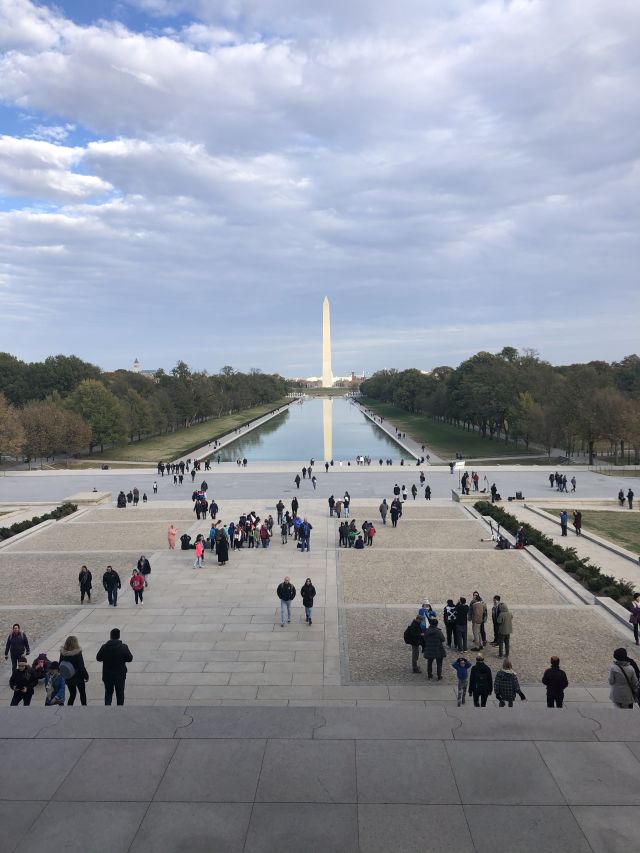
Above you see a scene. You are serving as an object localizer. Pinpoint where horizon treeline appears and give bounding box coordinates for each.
[0,353,288,459]
[360,348,640,464]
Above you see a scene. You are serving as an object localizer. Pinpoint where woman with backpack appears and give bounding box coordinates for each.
[60,635,89,706]
[137,555,151,588]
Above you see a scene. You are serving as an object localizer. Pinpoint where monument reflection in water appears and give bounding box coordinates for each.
[215,397,411,462]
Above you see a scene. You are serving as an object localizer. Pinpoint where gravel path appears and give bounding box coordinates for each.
[339,549,565,605]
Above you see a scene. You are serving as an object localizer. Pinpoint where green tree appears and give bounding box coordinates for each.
[0,392,25,461]
[68,380,127,452]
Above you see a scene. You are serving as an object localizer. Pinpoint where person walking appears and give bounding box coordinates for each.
[542,656,568,708]
[217,528,229,565]
[454,597,469,652]
[167,524,176,550]
[294,474,301,489]
[102,566,121,607]
[390,500,400,528]
[423,619,446,680]
[137,555,151,587]
[153,480,158,494]
[193,536,205,569]
[571,476,577,493]
[452,656,472,706]
[411,484,417,500]
[301,578,316,625]
[559,510,568,536]
[572,511,582,536]
[628,489,634,510]
[96,628,133,706]
[609,648,639,708]
[291,496,299,516]
[78,565,92,603]
[469,654,493,706]
[328,495,335,517]
[59,635,89,706]
[379,499,388,525]
[277,577,296,627]
[494,659,525,707]
[130,568,145,604]
[299,518,313,552]
[618,489,625,507]
[404,616,424,673]
[4,624,30,671]
[425,485,431,500]
[496,601,513,658]
[9,657,38,705]
[629,593,640,645]
[366,523,376,546]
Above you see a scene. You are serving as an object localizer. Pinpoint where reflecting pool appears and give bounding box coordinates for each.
[214,397,412,461]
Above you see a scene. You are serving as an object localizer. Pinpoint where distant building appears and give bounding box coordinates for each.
[130,359,157,379]
[132,358,140,373]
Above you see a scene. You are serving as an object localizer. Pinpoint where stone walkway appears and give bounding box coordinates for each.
[1,703,640,852]
[0,498,632,706]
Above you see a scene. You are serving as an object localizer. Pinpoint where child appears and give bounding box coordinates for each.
[45,662,66,706]
[452,656,472,706]
[281,520,288,544]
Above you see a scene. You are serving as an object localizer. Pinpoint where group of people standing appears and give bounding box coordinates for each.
[6,625,133,707]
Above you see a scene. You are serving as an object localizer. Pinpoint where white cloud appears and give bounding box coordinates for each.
[0,0,637,372]
[0,135,112,199]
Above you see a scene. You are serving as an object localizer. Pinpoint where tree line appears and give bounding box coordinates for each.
[0,353,288,461]
[360,349,640,464]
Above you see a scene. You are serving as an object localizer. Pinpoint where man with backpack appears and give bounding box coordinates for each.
[404,616,425,674]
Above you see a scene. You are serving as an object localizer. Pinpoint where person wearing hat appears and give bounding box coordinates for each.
[469,654,493,707]
[9,657,38,706]
[609,648,639,708]
[542,656,569,708]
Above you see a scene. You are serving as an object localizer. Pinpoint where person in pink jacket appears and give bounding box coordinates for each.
[193,535,205,569]
[129,569,145,604]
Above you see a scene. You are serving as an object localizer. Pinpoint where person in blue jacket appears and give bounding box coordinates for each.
[452,656,472,706]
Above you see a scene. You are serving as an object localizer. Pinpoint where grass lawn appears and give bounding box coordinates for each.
[546,510,640,556]
[91,398,290,462]
[360,399,537,460]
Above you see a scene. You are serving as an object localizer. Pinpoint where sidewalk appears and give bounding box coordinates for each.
[510,504,640,588]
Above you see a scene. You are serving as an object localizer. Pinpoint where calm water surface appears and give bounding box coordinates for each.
[215,397,411,461]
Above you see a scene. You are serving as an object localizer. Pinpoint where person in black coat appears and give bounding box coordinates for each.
[277,577,296,626]
[301,578,316,625]
[9,658,38,705]
[423,619,446,680]
[5,624,30,671]
[404,617,424,673]
[102,566,121,607]
[96,628,133,706]
[454,597,469,652]
[469,655,493,707]
[542,656,569,708]
[78,565,92,603]
[137,555,151,588]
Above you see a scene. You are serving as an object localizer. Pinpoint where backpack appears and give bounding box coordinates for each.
[59,660,76,681]
[403,625,415,645]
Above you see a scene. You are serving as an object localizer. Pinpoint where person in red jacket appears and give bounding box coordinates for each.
[129,569,145,604]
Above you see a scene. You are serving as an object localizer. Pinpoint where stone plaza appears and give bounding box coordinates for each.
[1,466,640,851]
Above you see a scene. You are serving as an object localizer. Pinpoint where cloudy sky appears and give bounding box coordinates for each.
[0,0,638,377]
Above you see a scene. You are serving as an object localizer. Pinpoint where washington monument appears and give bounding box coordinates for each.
[322,296,333,388]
